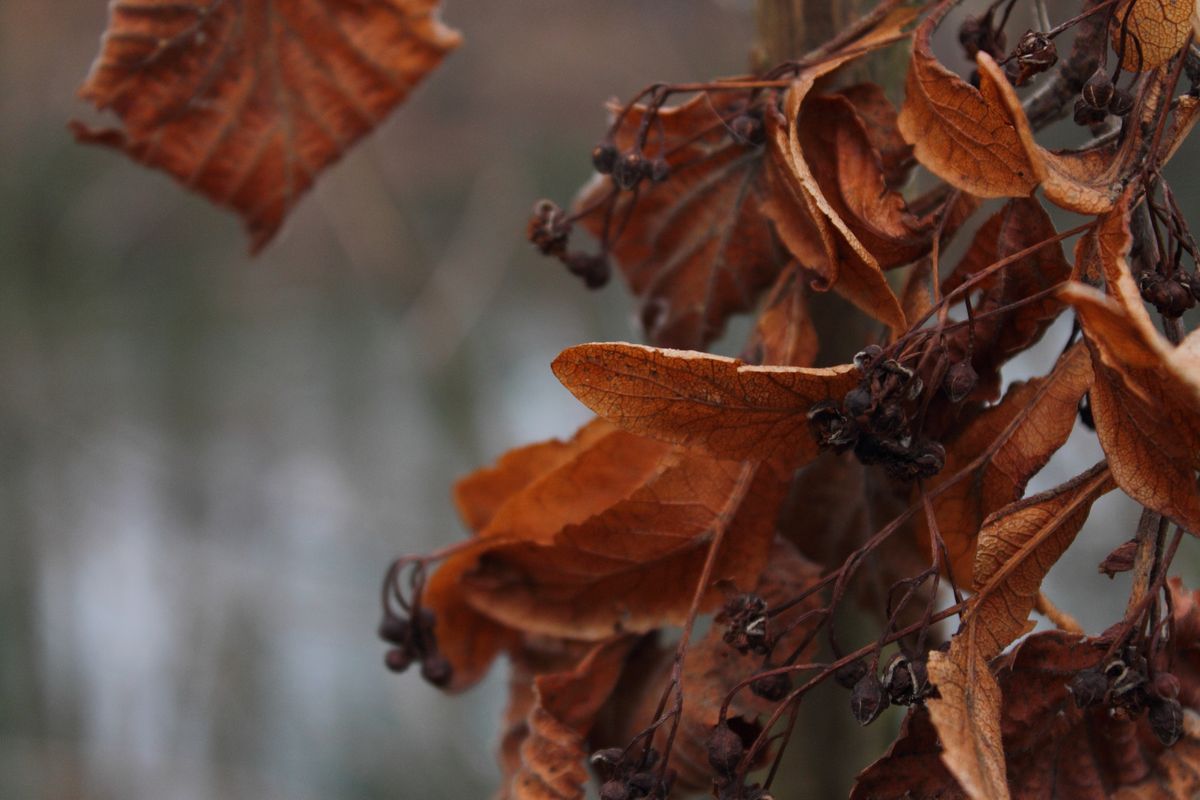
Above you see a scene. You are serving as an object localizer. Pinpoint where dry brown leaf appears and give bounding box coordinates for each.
[551,342,859,466]
[460,458,783,640]
[590,538,821,793]
[572,90,785,350]
[71,0,460,252]
[941,198,1074,401]
[1061,201,1200,534]
[850,707,966,800]
[898,3,1044,200]
[969,462,1116,660]
[1112,0,1195,71]
[923,343,1094,586]
[862,628,1200,799]
[747,263,819,368]
[501,637,637,800]
[926,630,1010,800]
[425,422,670,690]
[837,82,914,190]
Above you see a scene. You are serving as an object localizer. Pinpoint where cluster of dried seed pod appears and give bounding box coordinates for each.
[592,746,675,800]
[809,346,945,481]
[378,607,453,688]
[845,651,933,726]
[1139,270,1200,318]
[527,199,611,289]
[720,593,773,656]
[1068,651,1184,746]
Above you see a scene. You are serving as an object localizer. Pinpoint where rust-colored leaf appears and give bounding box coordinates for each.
[551,342,859,466]
[1112,0,1195,71]
[72,0,460,252]
[898,3,1044,200]
[1061,202,1200,534]
[590,538,821,793]
[499,636,637,800]
[573,91,785,350]
[747,263,818,368]
[460,458,783,640]
[923,343,1094,586]
[969,462,1116,660]
[941,197,1074,401]
[850,707,965,800]
[926,631,1010,800]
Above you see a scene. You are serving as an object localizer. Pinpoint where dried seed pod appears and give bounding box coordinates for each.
[911,440,946,479]
[563,252,611,289]
[420,654,454,688]
[1108,87,1134,117]
[750,671,792,702]
[850,672,889,725]
[729,113,765,146]
[613,152,647,190]
[590,748,626,777]
[599,779,631,800]
[835,659,869,690]
[648,158,670,183]
[1151,672,1182,701]
[1073,98,1108,127]
[592,142,618,174]
[1098,539,1138,578]
[384,647,413,673]
[943,360,978,402]
[1149,697,1185,746]
[707,723,746,776]
[527,199,572,257]
[1067,667,1108,708]
[1006,30,1057,86]
[721,594,772,655]
[844,386,874,419]
[378,614,411,645]
[1081,69,1115,110]
[854,345,884,373]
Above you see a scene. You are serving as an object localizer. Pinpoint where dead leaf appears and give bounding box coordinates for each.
[551,342,859,466]
[850,707,965,800]
[926,631,1010,800]
[923,343,1094,586]
[573,90,785,350]
[1112,0,1195,71]
[969,462,1116,660]
[898,2,1044,200]
[1061,201,1200,534]
[747,263,819,368]
[590,538,821,793]
[460,458,783,640]
[71,0,460,252]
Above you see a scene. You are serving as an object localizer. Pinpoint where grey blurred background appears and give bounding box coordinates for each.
[2,1,1197,798]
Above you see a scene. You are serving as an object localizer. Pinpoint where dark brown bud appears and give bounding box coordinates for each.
[614,152,647,190]
[378,615,410,645]
[384,647,413,673]
[1149,697,1184,746]
[853,345,884,373]
[599,780,630,800]
[943,360,978,402]
[885,653,930,705]
[649,158,670,183]
[835,659,869,690]
[1007,30,1057,86]
[1098,539,1138,578]
[563,252,611,289]
[1081,69,1115,110]
[1073,98,1108,127]
[420,654,454,688]
[844,386,874,419]
[707,723,746,776]
[527,200,572,258]
[911,440,946,479]
[592,143,618,174]
[1108,87,1134,117]
[1068,668,1108,708]
[750,672,792,702]
[1151,672,1182,701]
[850,673,889,725]
[730,113,765,146]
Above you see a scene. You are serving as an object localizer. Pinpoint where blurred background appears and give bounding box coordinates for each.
[2,0,1198,798]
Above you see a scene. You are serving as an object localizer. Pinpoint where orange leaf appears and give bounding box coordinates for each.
[72,0,460,252]
[1112,0,1195,71]
[573,91,784,349]
[460,458,783,639]
[968,462,1116,661]
[747,263,818,368]
[898,3,1044,200]
[552,342,859,465]
[926,631,1010,800]
[923,343,1094,586]
[1060,201,1200,533]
